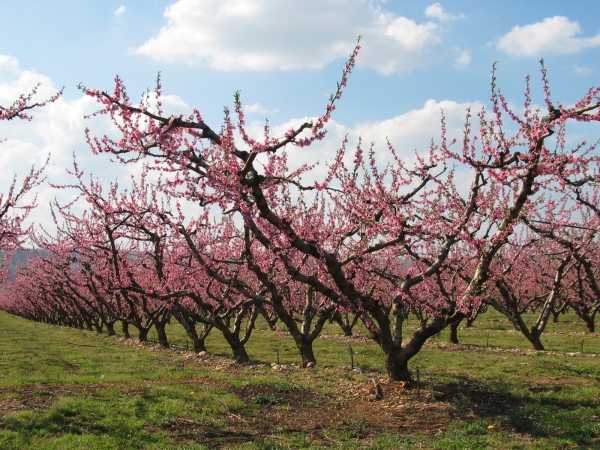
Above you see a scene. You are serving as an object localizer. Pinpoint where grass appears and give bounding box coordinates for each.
[0,310,599,449]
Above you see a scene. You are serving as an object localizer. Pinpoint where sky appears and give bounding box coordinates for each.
[1,0,600,234]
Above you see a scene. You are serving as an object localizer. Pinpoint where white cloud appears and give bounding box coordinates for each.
[243,102,277,115]
[0,55,482,236]
[245,98,480,185]
[424,3,465,22]
[134,0,453,74]
[453,48,471,68]
[574,65,592,75]
[497,16,600,57]
[0,56,133,237]
[0,55,20,73]
[115,5,126,17]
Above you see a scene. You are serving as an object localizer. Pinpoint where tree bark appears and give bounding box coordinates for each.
[528,333,545,350]
[552,311,560,323]
[385,347,412,381]
[221,328,249,363]
[381,315,458,381]
[330,311,359,336]
[104,320,116,336]
[138,327,149,342]
[154,321,170,348]
[121,320,130,338]
[298,340,317,367]
[449,317,463,344]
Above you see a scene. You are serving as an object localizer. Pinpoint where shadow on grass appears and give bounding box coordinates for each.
[433,375,600,446]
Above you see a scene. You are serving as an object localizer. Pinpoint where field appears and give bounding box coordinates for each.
[0,310,599,449]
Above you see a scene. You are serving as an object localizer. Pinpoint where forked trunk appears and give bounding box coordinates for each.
[219,326,249,363]
[385,347,412,381]
[330,311,358,336]
[224,333,249,363]
[382,315,455,382]
[192,336,207,353]
[528,334,545,351]
[172,310,207,353]
[138,327,149,342]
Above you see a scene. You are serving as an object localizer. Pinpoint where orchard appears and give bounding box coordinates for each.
[1,43,599,383]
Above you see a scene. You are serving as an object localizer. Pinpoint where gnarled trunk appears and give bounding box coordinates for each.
[385,347,412,381]
[138,327,149,342]
[330,311,359,336]
[154,321,170,348]
[104,320,116,336]
[379,314,458,381]
[449,317,463,344]
[221,328,249,364]
[121,320,130,338]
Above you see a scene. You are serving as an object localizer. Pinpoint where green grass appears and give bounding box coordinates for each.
[0,310,599,449]
[0,312,208,386]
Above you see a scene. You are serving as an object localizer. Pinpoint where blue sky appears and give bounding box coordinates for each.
[1,0,600,231]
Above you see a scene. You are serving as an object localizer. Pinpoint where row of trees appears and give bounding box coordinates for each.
[1,46,599,380]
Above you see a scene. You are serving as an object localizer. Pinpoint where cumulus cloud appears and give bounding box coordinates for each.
[453,48,471,68]
[497,16,600,57]
[424,3,465,22]
[245,98,480,186]
[243,102,277,115]
[0,56,133,236]
[134,0,463,74]
[0,55,480,235]
[0,55,20,73]
[115,5,126,17]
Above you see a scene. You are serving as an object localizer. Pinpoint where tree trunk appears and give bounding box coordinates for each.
[449,317,463,344]
[121,320,130,338]
[185,326,207,353]
[138,327,149,342]
[382,315,457,381]
[585,320,595,333]
[226,337,249,363]
[297,337,317,367]
[529,334,545,351]
[330,311,359,336]
[105,321,116,336]
[171,310,209,353]
[385,347,412,381]
[154,322,170,348]
[221,328,249,363]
